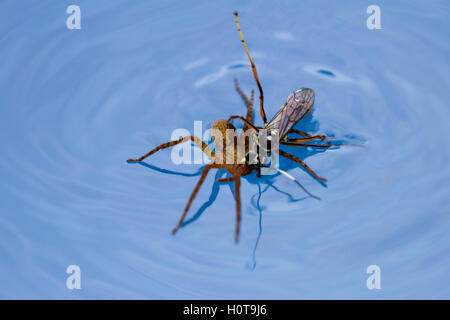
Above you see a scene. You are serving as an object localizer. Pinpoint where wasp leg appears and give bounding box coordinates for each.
[127,136,215,162]
[283,138,365,149]
[281,141,333,148]
[278,150,327,183]
[288,129,326,140]
[285,136,327,143]
[233,12,267,125]
[287,129,341,143]
[218,177,234,182]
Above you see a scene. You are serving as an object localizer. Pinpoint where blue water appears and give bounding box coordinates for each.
[1,0,449,299]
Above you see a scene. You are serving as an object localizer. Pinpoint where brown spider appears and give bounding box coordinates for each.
[127,12,335,242]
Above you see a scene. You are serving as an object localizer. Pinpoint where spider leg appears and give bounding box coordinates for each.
[248,89,255,120]
[127,136,214,162]
[234,78,255,132]
[233,12,267,125]
[234,175,242,243]
[218,177,234,182]
[234,78,253,108]
[278,149,327,183]
[172,164,214,234]
[228,115,260,131]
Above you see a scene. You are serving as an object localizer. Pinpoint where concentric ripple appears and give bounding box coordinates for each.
[0,1,449,298]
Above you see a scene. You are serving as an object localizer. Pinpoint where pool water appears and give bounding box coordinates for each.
[0,0,449,299]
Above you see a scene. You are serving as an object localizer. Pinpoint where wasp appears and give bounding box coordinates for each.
[127,12,337,242]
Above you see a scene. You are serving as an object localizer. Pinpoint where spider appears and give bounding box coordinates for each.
[127,12,336,242]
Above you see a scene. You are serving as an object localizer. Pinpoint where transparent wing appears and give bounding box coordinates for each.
[266,88,315,139]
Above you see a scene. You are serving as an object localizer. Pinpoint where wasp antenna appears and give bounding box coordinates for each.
[233,11,267,125]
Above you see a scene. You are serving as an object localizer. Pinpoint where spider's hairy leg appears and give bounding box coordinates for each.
[234,78,252,108]
[233,11,267,125]
[127,136,214,162]
[234,78,255,131]
[172,164,222,234]
[227,115,260,131]
[234,174,242,243]
[278,149,327,183]
[247,89,255,121]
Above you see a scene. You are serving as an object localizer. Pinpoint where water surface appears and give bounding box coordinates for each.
[0,0,449,299]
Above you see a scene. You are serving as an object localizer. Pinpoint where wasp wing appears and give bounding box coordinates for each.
[265,88,315,139]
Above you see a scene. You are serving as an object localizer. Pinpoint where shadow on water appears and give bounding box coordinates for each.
[129,160,312,269]
[133,161,204,177]
[248,183,267,270]
[245,182,309,270]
